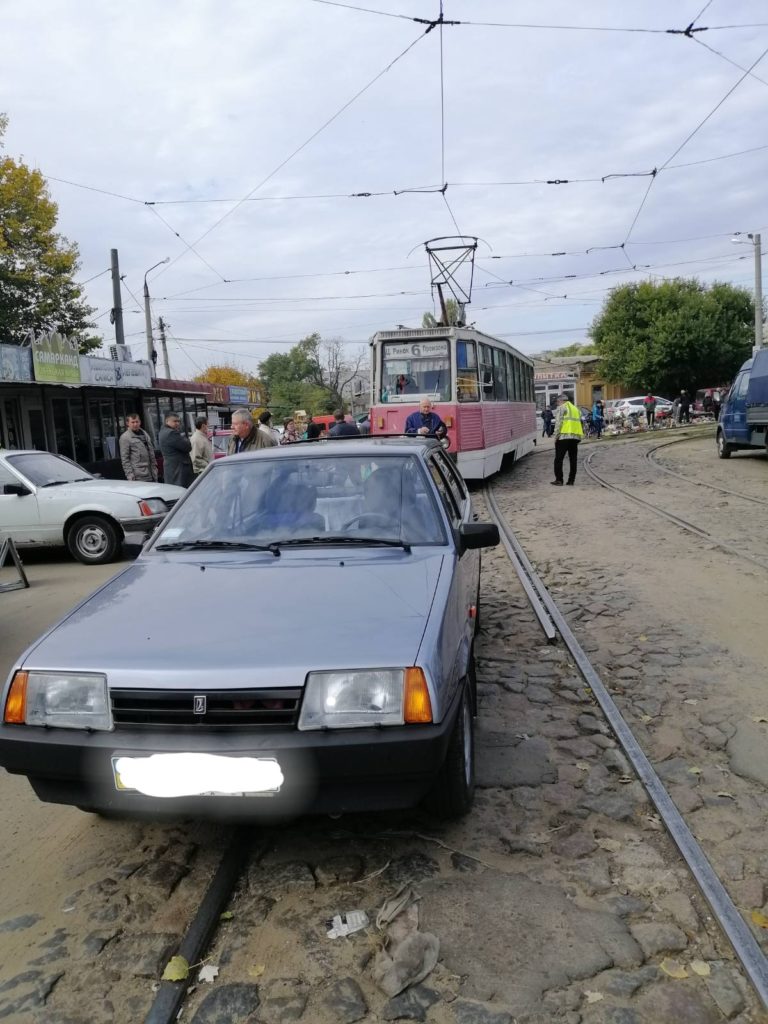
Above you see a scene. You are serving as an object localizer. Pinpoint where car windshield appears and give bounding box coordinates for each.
[151,453,447,548]
[7,453,92,487]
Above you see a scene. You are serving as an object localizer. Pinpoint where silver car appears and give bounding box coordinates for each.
[0,438,499,820]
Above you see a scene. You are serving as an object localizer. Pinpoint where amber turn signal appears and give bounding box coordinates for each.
[404,667,432,724]
[4,671,28,724]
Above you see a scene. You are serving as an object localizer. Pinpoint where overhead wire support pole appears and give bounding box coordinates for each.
[110,248,126,350]
[753,233,763,351]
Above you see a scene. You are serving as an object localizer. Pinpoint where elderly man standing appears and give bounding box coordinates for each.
[159,412,194,488]
[119,413,158,482]
[552,393,584,486]
[227,408,277,454]
[404,398,447,440]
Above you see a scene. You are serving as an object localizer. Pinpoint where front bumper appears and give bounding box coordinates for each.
[0,693,460,818]
[119,513,165,535]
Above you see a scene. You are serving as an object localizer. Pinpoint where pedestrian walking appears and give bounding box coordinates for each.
[119,413,158,482]
[228,408,277,454]
[713,390,722,421]
[591,400,604,439]
[702,391,713,416]
[258,410,281,444]
[678,390,691,424]
[551,393,584,486]
[190,416,213,476]
[329,409,360,438]
[159,412,194,487]
[643,393,657,429]
[281,418,301,444]
[541,407,554,438]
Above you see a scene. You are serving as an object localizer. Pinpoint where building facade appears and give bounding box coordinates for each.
[534,355,629,409]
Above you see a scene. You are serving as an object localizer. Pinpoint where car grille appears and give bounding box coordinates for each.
[165,499,178,511]
[110,688,301,729]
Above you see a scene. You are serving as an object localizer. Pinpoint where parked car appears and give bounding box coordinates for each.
[0,451,185,564]
[610,396,673,422]
[0,437,499,820]
[717,351,768,458]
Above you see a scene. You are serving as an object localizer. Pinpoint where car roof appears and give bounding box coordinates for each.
[217,436,443,463]
[0,449,59,458]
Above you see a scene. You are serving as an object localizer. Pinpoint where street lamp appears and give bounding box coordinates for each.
[143,258,170,366]
[731,232,763,351]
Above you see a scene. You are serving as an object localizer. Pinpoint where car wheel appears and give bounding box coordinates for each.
[425,686,475,820]
[716,431,732,459]
[67,515,121,565]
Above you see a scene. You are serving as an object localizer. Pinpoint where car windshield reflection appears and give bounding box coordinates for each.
[151,454,447,549]
[7,453,93,487]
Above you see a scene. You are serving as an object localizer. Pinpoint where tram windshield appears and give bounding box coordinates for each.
[380,339,451,403]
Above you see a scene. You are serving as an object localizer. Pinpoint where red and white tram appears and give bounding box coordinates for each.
[370,327,536,480]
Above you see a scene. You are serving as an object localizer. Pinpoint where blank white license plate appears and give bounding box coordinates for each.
[111,753,283,798]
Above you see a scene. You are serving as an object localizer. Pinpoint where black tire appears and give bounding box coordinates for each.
[425,686,475,820]
[716,431,732,459]
[66,515,121,565]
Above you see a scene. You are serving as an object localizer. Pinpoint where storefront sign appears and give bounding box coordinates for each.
[228,385,249,405]
[384,340,448,358]
[208,384,229,404]
[31,331,81,384]
[79,355,153,388]
[0,344,33,382]
[247,386,263,406]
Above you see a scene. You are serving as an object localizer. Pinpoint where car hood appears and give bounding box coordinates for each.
[23,550,445,689]
[61,480,186,502]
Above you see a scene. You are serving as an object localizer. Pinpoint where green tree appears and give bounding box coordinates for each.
[549,341,597,356]
[260,333,365,416]
[589,278,754,395]
[422,298,460,327]
[0,115,97,351]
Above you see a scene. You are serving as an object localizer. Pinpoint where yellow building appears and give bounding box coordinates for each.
[534,355,629,409]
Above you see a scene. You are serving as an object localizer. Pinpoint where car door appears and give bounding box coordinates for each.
[722,372,749,444]
[427,452,475,694]
[0,461,40,544]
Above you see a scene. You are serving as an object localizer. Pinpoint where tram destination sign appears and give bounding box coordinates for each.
[384,340,448,358]
[30,331,82,384]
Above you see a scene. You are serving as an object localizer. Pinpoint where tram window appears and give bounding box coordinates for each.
[527,365,534,401]
[492,348,508,401]
[505,353,517,401]
[479,344,495,400]
[380,340,451,402]
[456,341,479,403]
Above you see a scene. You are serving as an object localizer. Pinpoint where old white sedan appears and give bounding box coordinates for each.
[0,450,185,564]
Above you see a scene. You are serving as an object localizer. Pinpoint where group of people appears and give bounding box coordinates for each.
[118,405,377,487]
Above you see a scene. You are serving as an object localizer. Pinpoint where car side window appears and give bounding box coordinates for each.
[433,450,466,510]
[0,463,19,488]
[427,457,460,523]
[735,373,749,399]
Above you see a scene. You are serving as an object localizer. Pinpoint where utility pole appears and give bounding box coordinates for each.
[143,281,154,366]
[158,317,171,378]
[110,248,126,350]
[753,232,763,351]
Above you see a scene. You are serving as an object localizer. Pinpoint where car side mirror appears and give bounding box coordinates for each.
[458,522,500,551]
[3,483,32,497]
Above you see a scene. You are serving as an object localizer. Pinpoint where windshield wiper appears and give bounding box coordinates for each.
[40,480,74,488]
[155,540,281,556]
[273,535,412,553]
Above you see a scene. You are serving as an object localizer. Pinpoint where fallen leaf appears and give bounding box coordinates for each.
[640,714,653,723]
[687,766,702,775]
[219,911,234,920]
[645,815,663,831]
[584,990,603,1003]
[575,761,590,772]
[638,635,648,642]
[715,791,735,799]
[683,699,698,705]
[199,964,219,984]
[161,956,190,982]
[752,716,768,724]
[617,775,634,784]
[596,837,621,853]
[660,958,688,979]
[248,964,266,978]
[751,910,768,929]
[690,960,711,977]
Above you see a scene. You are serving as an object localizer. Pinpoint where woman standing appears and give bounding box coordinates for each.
[281,418,301,444]
[591,400,604,439]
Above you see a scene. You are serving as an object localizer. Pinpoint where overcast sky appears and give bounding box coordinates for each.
[3,0,767,379]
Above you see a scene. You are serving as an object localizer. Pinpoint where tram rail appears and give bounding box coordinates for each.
[483,482,768,1011]
[645,437,768,508]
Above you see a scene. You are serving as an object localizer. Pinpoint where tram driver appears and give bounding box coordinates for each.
[405,399,447,441]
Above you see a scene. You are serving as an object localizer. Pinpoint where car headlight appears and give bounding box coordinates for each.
[139,499,168,516]
[4,671,112,731]
[298,668,432,730]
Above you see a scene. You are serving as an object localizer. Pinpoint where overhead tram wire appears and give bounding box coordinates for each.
[146,206,227,282]
[154,26,433,283]
[623,42,768,245]
[693,36,768,89]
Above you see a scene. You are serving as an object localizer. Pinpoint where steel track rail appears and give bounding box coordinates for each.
[645,439,768,507]
[484,483,768,1010]
[583,447,768,571]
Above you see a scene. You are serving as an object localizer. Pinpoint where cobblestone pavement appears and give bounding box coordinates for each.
[0,441,766,1023]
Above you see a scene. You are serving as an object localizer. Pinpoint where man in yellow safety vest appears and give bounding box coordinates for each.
[552,394,584,486]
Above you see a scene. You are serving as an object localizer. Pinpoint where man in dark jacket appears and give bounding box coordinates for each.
[678,390,691,424]
[404,399,447,440]
[329,409,360,438]
[227,408,277,454]
[159,413,194,487]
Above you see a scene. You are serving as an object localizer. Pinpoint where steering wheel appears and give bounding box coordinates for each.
[342,513,393,530]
